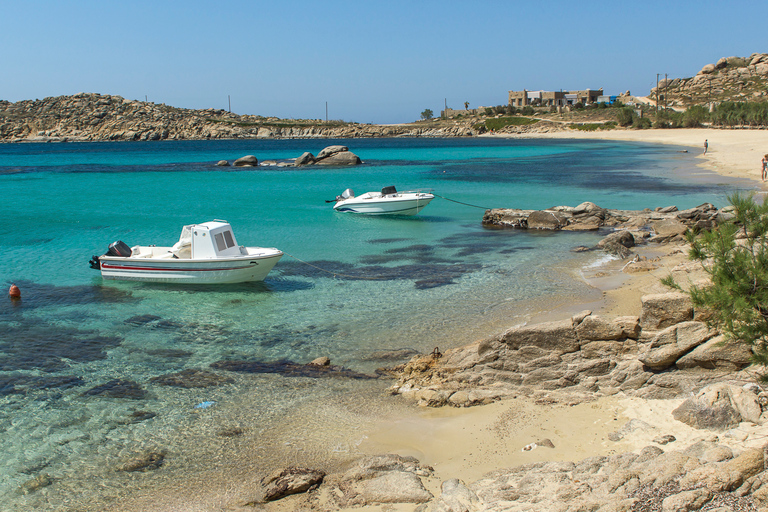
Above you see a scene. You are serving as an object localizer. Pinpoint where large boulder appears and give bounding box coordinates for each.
[638,321,714,370]
[597,230,635,258]
[572,201,603,214]
[260,467,325,502]
[527,210,569,230]
[317,145,348,159]
[675,334,753,370]
[294,152,315,166]
[672,383,761,430]
[652,218,688,237]
[316,151,362,166]
[233,155,258,167]
[575,314,626,341]
[500,318,579,354]
[640,292,693,330]
[431,479,482,512]
[679,448,764,492]
[337,454,432,506]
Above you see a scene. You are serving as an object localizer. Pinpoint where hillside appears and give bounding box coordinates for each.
[651,52,768,108]
[0,93,475,142]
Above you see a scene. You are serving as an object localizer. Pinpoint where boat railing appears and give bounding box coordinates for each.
[399,188,434,195]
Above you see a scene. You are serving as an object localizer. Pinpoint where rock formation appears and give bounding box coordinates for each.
[482,202,723,259]
[651,52,768,108]
[0,93,477,142]
[248,291,768,510]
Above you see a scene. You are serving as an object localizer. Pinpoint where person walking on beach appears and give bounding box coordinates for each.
[762,155,768,181]
[704,140,708,154]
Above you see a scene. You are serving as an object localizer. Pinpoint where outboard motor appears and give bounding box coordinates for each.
[107,240,132,257]
[381,185,397,196]
[89,255,101,270]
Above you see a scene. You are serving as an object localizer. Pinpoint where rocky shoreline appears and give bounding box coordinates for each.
[193,200,768,511]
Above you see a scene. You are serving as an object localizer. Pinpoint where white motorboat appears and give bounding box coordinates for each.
[89,221,283,284]
[332,186,434,215]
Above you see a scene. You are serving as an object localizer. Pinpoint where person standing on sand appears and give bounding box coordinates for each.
[704,140,708,154]
[762,155,767,181]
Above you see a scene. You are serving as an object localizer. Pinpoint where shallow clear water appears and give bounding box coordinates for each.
[0,137,749,510]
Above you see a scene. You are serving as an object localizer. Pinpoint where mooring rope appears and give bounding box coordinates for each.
[432,193,495,210]
[283,252,385,280]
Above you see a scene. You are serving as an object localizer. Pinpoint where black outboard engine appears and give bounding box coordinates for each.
[89,255,101,270]
[107,241,132,257]
[381,185,397,195]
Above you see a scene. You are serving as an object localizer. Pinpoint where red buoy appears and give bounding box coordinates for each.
[9,284,20,298]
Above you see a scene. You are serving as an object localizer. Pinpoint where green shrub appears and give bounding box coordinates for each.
[667,193,768,381]
[483,117,538,131]
[617,107,635,127]
[633,117,652,129]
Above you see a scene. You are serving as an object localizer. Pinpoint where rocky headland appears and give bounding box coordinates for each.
[0,93,476,143]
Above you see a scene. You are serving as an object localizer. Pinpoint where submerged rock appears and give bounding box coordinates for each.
[209,359,376,379]
[260,467,325,502]
[17,474,54,495]
[149,368,233,388]
[118,450,166,472]
[83,379,147,399]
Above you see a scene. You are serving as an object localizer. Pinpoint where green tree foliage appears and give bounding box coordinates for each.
[680,193,768,375]
[710,101,768,127]
[420,109,433,120]
[682,105,709,127]
[616,107,635,127]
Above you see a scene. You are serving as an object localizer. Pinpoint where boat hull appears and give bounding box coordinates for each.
[334,195,433,215]
[98,252,283,284]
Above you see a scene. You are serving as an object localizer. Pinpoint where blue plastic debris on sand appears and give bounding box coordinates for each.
[194,401,216,409]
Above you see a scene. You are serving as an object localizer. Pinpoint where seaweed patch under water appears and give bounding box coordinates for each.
[277,259,481,288]
[210,359,376,380]
[82,379,148,400]
[0,323,123,373]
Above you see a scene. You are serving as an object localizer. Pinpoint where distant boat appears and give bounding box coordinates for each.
[332,186,434,216]
[89,221,282,284]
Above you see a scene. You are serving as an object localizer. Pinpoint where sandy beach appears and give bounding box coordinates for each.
[296,128,768,511]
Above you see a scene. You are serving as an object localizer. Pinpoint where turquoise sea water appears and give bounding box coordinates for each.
[0,137,750,510]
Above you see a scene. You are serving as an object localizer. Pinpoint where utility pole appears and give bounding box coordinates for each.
[228,95,231,113]
[655,74,659,112]
[664,73,668,111]
[325,102,328,123]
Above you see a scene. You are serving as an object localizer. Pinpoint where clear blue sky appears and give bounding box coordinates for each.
[2,0,766,124]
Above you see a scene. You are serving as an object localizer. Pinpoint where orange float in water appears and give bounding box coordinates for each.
[9,284,20,298]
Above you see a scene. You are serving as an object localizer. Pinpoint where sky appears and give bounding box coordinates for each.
[2,0,767,125]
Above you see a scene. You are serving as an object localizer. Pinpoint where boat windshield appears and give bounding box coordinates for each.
[177,225,193,246]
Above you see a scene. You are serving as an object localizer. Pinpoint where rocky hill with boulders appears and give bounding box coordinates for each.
[0,93,475,142]
[651,52,768,108]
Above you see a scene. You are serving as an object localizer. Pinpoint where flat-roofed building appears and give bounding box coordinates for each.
[509,88,603,107]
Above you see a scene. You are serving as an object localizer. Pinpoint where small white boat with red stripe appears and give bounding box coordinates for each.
[89,221,283,284]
